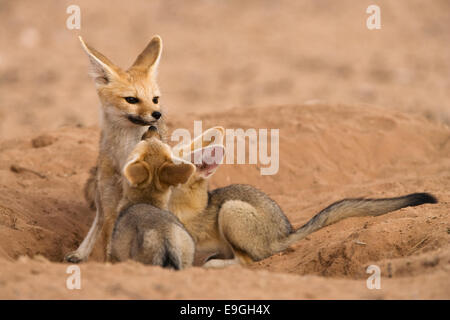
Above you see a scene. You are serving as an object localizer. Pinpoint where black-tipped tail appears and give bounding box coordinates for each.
[404,193,437,207]
[273,192,438,254]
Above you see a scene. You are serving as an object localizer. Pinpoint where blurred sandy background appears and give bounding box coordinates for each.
[0,0,449,138]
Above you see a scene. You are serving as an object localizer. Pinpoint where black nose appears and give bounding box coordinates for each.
[152,111,162,119]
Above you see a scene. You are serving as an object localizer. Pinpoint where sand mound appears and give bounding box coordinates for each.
[0,103,448,299]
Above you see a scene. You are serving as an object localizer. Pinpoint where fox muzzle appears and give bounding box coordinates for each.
[127,114,156,126]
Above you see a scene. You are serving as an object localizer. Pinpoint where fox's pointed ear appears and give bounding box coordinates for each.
[173,126,225,159]
[130,35,162,75]
[79,36,120,86]
[159,162,195,186]
[123,158,152,187]
[189,144,225,178]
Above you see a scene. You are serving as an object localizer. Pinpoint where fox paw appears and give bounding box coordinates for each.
[203,259,237,269]
[64,251,85,264]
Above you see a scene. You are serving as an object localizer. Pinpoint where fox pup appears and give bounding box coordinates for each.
[65,36,167,263]
[110,127,196,269]
[169,128,438,268]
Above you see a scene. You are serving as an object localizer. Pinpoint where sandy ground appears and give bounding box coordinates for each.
[0,0,449,299]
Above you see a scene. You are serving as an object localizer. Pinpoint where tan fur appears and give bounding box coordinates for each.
[169,130,438,268]
[111,192,195,269]
[84,166,97,210]
[65,36,168,263]
[110,129,195,269]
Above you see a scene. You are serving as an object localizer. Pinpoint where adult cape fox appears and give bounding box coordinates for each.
[169,128,438,268]
[65,36,167,263]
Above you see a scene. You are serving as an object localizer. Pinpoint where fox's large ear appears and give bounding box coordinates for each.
[173,126,225,159]
[159,161,195,186]
[123,158,152,187]
[189,144,225,178]
[79,36,120,86]
[129,35,162,75]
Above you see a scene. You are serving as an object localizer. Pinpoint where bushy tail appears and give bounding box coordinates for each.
[274,193,437,253]
[161,239,182,270]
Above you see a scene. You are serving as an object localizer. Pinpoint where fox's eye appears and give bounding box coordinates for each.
[152,96,159,104]
[124,97,139,104]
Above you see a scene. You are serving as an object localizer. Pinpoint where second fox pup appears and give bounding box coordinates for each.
[110,127,196,269]
[170,128,438,268]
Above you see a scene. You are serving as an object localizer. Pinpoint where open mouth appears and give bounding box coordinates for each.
[127,115,154,126]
